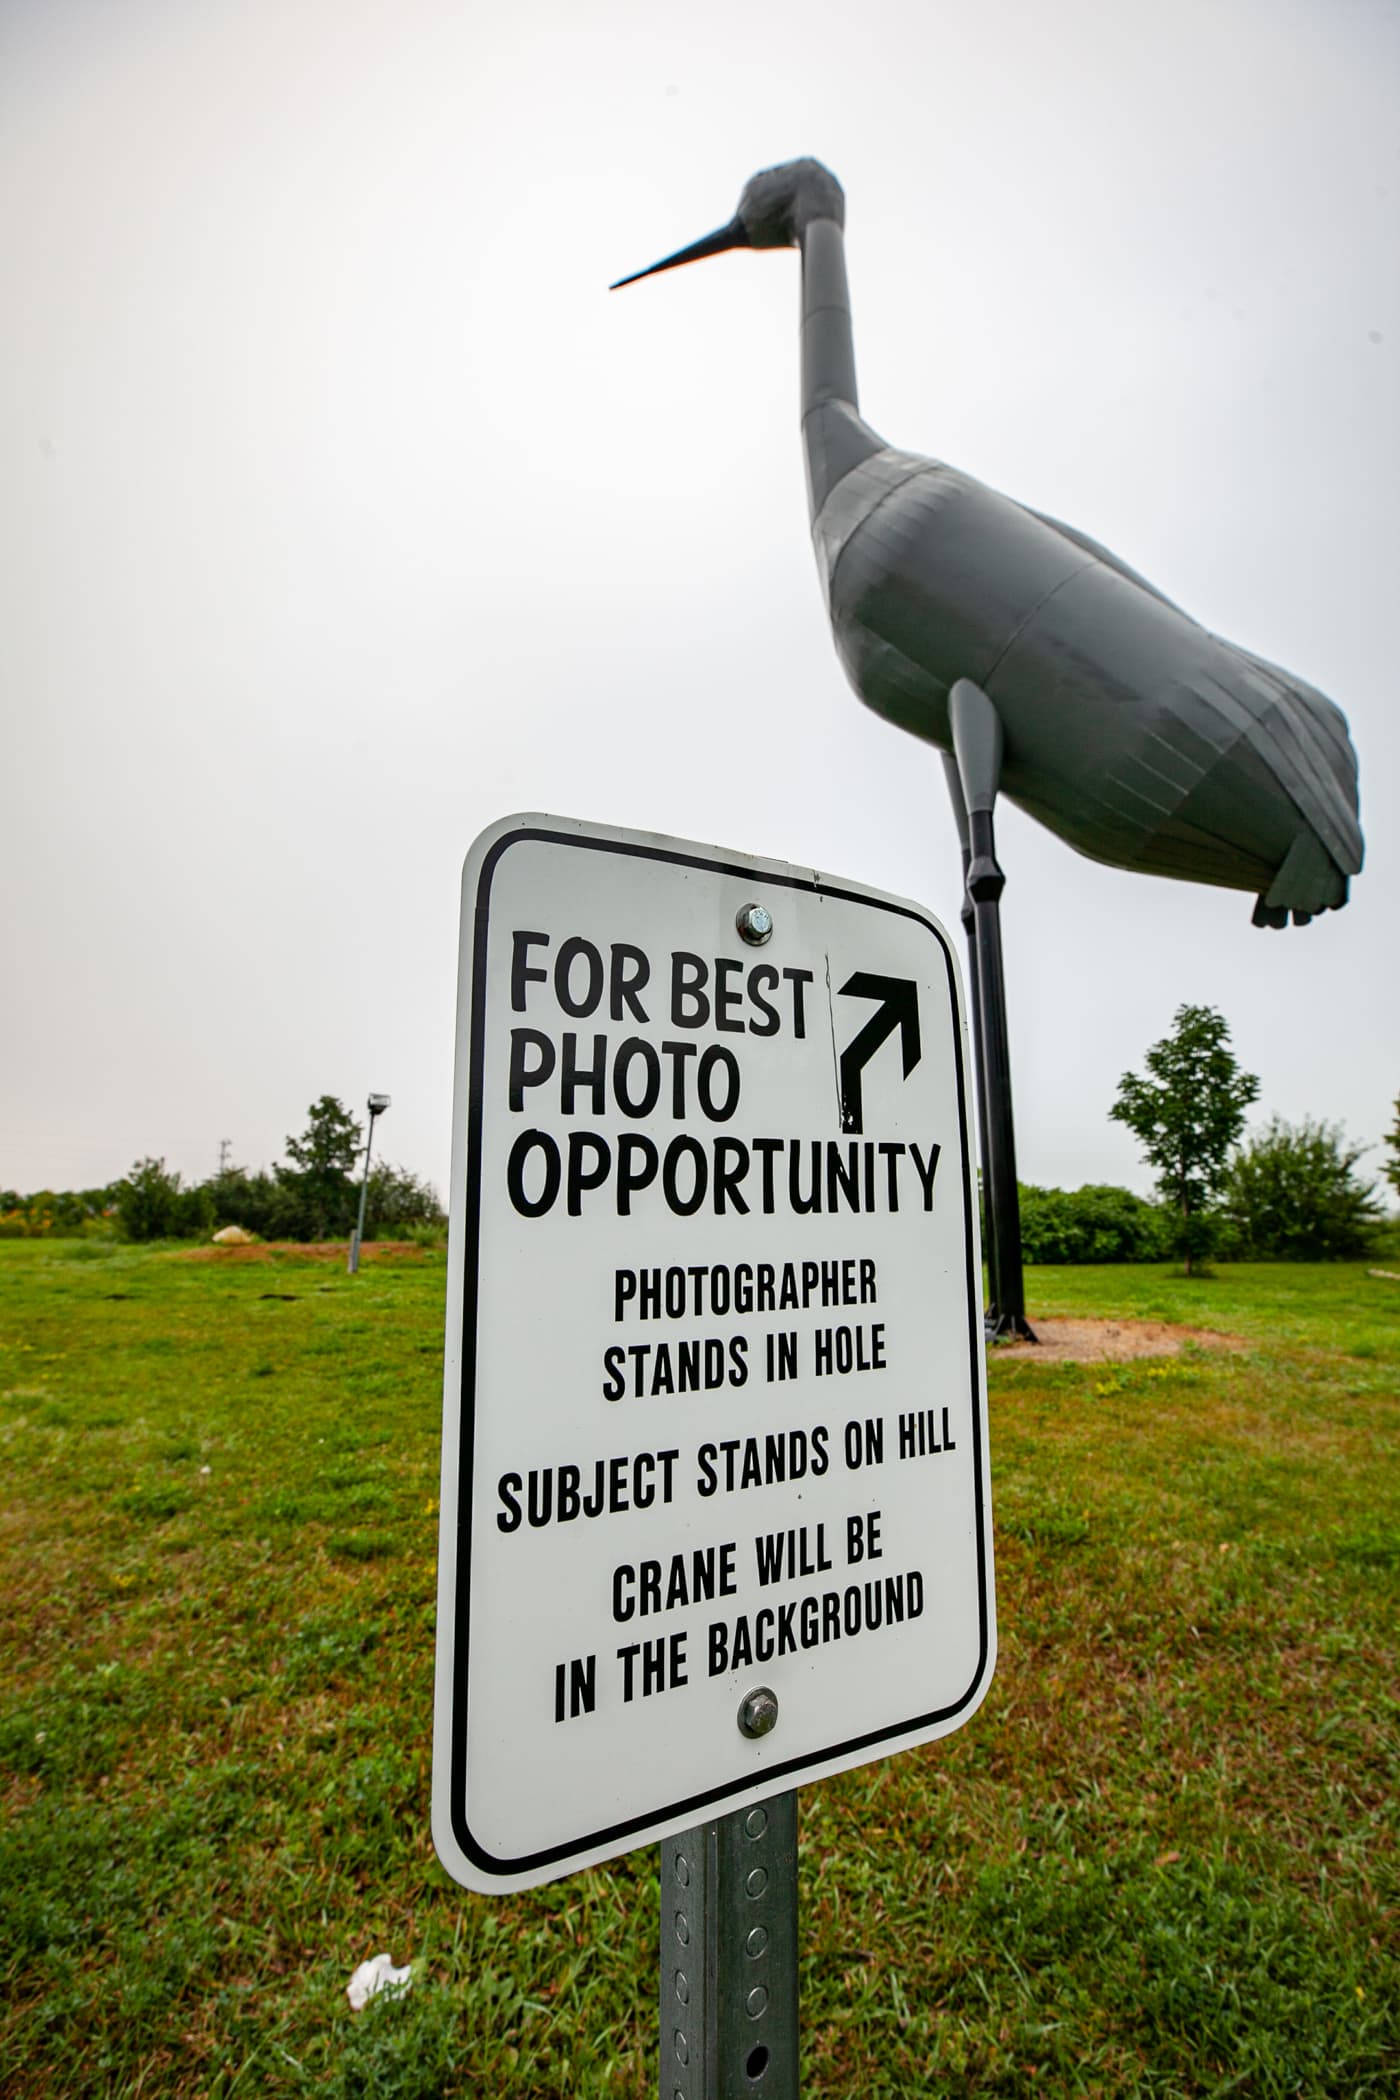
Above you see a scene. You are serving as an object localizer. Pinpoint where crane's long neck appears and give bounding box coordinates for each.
[799,216,883,522]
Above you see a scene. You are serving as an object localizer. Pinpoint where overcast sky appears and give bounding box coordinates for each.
[4,0,1397,1204]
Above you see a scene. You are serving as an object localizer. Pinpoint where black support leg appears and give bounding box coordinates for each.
[941,755,999,1324]
[965,806,1035,1340]
[948,681,1036,1344]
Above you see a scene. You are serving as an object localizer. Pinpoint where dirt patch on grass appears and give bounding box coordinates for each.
[995,1317,1246,1363]
[177,1241,425,1264]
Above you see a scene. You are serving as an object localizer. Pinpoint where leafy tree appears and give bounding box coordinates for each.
[1384,1094,1400,1201]
[284,1095,362,1180]
[278,1096,363,1241]
[1110,1004,1260,1274]
[115,1158,212,1241]
[115,1158,181,1241]
[1223,1118,1383,1260]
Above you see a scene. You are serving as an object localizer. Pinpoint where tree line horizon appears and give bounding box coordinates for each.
[2,1096,443,1248]
[4,1025,1398,1265]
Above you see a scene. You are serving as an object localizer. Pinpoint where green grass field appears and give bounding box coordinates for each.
[1,1240,1395,2097]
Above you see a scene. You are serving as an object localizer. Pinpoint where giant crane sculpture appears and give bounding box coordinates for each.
[613,158,1364,1339]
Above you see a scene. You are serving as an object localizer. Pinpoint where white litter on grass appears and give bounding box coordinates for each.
[346,1954,413,2011]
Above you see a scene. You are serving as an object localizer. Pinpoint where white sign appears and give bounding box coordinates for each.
[433,815,994,1894]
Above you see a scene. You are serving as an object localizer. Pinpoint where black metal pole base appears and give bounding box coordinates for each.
[985,1306,1037,1344]
[660,1793,799,2099]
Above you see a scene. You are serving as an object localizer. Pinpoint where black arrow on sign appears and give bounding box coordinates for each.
[837,974,922,1133]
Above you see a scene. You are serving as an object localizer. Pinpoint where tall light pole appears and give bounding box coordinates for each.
[347,1093,391,1275]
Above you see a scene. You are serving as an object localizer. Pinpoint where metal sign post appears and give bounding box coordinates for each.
[661,1793,799,2100]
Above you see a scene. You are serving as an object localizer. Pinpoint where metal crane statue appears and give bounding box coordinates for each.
[613,157,1364,1340]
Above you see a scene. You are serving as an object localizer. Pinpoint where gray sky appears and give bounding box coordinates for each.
[4,0,1397,1203]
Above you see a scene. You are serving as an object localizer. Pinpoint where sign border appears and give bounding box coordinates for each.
[444,822,990,1880]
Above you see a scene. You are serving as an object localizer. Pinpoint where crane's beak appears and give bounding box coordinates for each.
[610,217,750,290]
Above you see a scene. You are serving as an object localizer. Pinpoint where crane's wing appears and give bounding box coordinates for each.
[1027,510,1364,909]
[1024,506,1182,613]
[1229,645,1364,883]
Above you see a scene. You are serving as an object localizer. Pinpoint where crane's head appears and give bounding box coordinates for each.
[610,158,844,289]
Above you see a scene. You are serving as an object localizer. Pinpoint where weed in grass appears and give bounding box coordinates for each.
[329,1532,400,1563]
[1333,1524,1400,1569]
[118,1483,195,1522]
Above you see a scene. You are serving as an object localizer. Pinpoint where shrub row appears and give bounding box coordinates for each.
[1015,1183,1170,1264]
[1,1160,443,1246]
[995,1118,1389,1264]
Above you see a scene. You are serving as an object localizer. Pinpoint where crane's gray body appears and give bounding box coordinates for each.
[617,161,1364,926]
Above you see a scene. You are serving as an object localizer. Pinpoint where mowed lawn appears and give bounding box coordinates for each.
[1,1240,1396,2098]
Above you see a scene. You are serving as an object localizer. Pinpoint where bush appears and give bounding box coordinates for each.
[1,1187,118,1238]
[1016,1184,1170,1264]
[203,1149,443,1245]
[204,1168,302,1241]
[1223,1118,1384,1260]
[362,1161,444,1239]
[114,1160,212,1243]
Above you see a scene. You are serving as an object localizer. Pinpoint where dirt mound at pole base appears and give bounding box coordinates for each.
[994,1318,1246,1363]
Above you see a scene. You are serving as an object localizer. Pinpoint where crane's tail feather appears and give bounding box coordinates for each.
[1252,828,1349,928]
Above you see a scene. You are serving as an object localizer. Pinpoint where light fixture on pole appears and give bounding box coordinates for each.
[348,1093,391,1275]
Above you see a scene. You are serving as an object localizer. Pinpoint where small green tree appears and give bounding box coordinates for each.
[116,1158,186,1241]
[1223,1118,1382,1260]
[1109,1004,1260,1274]
[278,1096,363,1241]
[122,1161,216,1241]
[1384,1093,1400,1201]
